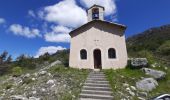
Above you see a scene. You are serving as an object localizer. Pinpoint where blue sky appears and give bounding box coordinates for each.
[0,0,170,58]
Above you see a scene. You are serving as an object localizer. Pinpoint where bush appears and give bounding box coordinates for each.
[12,66,23,77]
[157,40,170,55]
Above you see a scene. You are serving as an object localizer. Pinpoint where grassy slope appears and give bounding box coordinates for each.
[104,67,170,99]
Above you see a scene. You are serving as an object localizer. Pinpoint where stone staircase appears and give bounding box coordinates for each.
[79,71,114,100]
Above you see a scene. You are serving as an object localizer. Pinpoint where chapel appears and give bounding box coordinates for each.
[69,5,128,69]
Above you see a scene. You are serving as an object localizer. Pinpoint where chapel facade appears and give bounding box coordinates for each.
[69,5,128,69]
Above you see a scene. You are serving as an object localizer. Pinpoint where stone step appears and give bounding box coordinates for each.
[84,83,110,87]
[88,75,106,78]
[86,78,107,81]
[80,98,109,100]
[83,86,112,91]
[87,77,106,79]
[79,93,113,100]
[89,73,105,75]
[86,80,109,84]
[79,71,113,100]
[81,90,113,95]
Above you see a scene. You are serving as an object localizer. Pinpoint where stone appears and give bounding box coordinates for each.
[46,79,55,85]
[24,73,31,78]
[33,73,38,77]
[41,88,46,92]
[29,97,40,100]
[10,95,28,100]
[48,73,52,77]
[32,91,37,95]
[123,83,129,87]
[128,90,135,96]
[137,92,147,97]
[131,58,148,68]
[32,78,36,81]
[136,78,158,92]
[142,68,166,80]
[38,71,47,75]
[130,86,136,91]
[137,97,146,100]
[126,87,135,96]
[126,87,131,91]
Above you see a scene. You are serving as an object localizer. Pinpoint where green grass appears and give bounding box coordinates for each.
[104,67,170,99]
[103,68,147,99]
[149,66,170,97]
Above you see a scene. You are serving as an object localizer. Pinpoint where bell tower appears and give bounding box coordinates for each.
[87,5,105,22]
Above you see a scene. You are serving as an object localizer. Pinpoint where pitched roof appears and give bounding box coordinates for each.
[69,20,127,35]
[87,4,105,11]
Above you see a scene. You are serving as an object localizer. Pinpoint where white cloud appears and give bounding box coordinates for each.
[28,10,36,18]
[44,26,71,43]
[41,0,87,28]
[0,18,5,24]
[35,46,66,58]
[9,24,41,38]
[80,0,117,16]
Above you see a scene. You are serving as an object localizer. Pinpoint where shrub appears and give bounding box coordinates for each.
[157,40,170,55]
[12,66,23,77]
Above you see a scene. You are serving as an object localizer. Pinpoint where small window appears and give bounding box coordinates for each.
[108,48,116,59]
[80,49,87,60]
[92,8,99,20]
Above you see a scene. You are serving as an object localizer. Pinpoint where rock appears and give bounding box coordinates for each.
[131,58,148,68]
[126,87,135,96]
[33,73,38,77]
[126,87,131,91]
[142,68,166,80]
[24,73,31,78]
[48,73,52,77]
[137,92,147,97]
[32,91,37,95]
[123,83,129,87]
[41,88,46,92]
[32,78,36,81]
[130,86,136,91]
[11,95,28,100]
[46,79,55,85]
[38,71,47,75]
[128,90,135,96]
[137,97,146,100]
[136,78,158,92]
[29,97,40,100]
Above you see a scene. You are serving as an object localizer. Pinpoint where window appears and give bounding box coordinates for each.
[80,49,87,60]
[92,8,99,20]
[108,48,116,59]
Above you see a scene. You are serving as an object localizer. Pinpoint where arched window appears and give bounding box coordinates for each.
[92,8,99,20]
[108,48,116,59]
[80,49,87,60]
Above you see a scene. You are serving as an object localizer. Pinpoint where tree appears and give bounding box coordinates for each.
[6,55,12,63]
[0,51,8,64]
